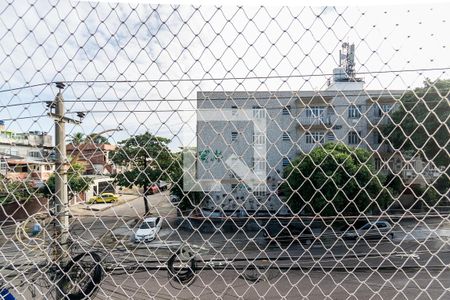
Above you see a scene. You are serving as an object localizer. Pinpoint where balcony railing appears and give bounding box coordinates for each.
[297,116,332,126]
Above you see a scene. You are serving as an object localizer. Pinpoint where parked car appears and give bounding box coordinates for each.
[134,217,163,243]
[343,221,394,240]
[263,222,314,246]
[148,181,169,194]
[87,193,119,204]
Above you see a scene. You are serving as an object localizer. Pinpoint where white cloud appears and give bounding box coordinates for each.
[0,2,448,149]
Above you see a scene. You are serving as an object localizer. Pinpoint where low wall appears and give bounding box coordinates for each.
[0,197,49,223]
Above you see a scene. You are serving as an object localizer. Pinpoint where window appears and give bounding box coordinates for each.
[306,106,325,117]
[231,105,238,116]
[282,157,290,167]
[373,132,383,144]
[231,131,238,141]
[282,105,291,115]
[282,132,290,141]
[376,103,393,117]
[374,158,382,170]
[326,132,335,141]
[376,222,387,228]
[348,131,361,144]
[253,133,265,145]
[29,151,41,158]
[253,189,266,197]
[348,105,362,118]
[306,132,325,144]
[252,106,265,118]
[253,158,265,171]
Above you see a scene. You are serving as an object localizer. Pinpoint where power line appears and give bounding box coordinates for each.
[0,101,46,109]
[55,67,450,84]
[0,83,51,94]
[0,66,448,93]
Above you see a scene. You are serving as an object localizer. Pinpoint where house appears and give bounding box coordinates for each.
[0,121,54,187]
[66,143,117,175]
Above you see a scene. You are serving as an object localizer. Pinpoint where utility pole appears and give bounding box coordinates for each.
[54,82,69,248]
[48,82,81,298]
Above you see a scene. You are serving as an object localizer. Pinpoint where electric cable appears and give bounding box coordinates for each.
[166,246,197,286]
[59,251,104,300]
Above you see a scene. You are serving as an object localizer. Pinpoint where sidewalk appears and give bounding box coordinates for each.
[70,194,140,215]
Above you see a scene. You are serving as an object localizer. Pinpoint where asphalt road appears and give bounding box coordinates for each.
[2,192,450,299]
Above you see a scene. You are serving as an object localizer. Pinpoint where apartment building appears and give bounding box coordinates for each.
[0,121,54,186]
[195,44,416,214]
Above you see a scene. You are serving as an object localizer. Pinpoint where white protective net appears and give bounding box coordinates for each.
[0,2,449,299]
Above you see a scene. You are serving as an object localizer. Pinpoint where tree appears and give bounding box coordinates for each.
[0,179,40,205]
[282,143,390,216]
[86,134,110,145]
[382,79,450,167]
[170,151,204,213]
[70,132,85,146]
[42,160,92,199]
[111,132,177,215]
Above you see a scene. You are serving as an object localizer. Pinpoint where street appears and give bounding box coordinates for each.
[1,192,450,299]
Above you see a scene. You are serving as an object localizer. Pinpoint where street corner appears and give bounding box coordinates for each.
[76,194,140,212]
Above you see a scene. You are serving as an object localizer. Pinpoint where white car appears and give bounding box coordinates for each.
[134,217,163,243]
[344,221,394,240]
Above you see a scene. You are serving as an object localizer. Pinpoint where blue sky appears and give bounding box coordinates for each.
[0,2,449,149]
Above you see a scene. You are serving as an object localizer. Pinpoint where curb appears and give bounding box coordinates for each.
[81,195,140,212]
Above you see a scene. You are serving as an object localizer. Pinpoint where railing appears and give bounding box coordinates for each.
[297,116,332,126]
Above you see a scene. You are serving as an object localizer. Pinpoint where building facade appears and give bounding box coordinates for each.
[195,44,443,214]
[66,143,117,175]
[0,121,54,186]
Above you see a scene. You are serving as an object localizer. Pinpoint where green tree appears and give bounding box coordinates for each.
[70,132,85,146]
[111,132,177,215]
[170,151,204,213]
[0,179,40,205]
[42,160,92,198]
[282,143,390,216]
[86,134,110,145]
[383,79,450,167]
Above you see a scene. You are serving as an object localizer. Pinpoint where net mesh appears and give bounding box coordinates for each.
[0,2,449,299]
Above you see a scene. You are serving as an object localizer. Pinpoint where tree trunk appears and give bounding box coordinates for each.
[143,184,149,215]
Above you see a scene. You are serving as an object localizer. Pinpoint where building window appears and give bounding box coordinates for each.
[348,105,362,118]
[253,158,265,171]
[326,132,335,141]
[348,131,361,144]
[282,132,290,141]
[373,132,383,144]
[306,132,325,144]
[253,189,266,197]
[231,131,238,141]
[282,157,290,167]
[253,132,265,145]
[376,103,393,117]
[374,158,382,170]
[282,105,291,115]
[231,105,238,116]
[252,106,265,118]
[28,151,41,158]
[306,106,325,117]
